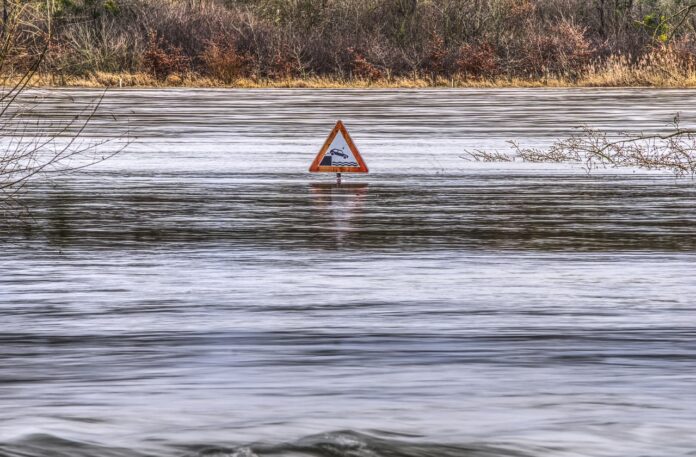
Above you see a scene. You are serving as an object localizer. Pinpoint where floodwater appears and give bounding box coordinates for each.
[2,89,696,457]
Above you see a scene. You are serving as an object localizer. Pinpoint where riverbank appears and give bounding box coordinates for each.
[8,0,696,90]
[21,68,696,89]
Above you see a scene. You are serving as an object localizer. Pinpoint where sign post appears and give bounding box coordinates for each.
[309,120,368,184]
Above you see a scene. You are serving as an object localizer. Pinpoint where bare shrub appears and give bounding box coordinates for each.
[268,48,296,79]
[53,18,137,75]
[515,20,593,77]
[485,115,696,176]
[461,149,515,162]
[517,134,696,176]
[548,21,594,76]
[1,92,126,203]
[1,0,128,207]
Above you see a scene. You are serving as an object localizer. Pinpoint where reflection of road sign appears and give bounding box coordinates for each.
[309,121,369,173]
[309,183,369,245]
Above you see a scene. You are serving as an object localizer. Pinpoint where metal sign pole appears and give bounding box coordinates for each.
[336,172,342,185]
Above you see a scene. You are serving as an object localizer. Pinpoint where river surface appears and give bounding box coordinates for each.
[1,89,696,457]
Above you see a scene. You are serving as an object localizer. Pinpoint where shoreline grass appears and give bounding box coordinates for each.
[15,70,696,89]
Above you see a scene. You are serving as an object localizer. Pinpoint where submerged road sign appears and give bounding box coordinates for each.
[309,121,369,174]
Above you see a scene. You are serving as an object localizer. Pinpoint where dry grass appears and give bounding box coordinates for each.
[15,51,696,88]
[580,48,696,87]
[14,72,696,89]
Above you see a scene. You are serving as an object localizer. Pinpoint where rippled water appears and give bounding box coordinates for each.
[2,89,696,457]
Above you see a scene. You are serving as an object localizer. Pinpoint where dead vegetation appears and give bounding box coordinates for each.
[4,0,696,87]
[464,115,696,176]
[1,0,127,209]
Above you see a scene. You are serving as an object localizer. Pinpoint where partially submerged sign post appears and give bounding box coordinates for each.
[309,120,368,184]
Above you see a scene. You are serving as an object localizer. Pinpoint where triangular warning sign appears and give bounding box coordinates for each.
[309,121,368,173]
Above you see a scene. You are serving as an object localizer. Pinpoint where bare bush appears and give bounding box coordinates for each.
[1,0,128,207]
[465,115,696,177]
[0,92,124,204]
[460,149,514,162]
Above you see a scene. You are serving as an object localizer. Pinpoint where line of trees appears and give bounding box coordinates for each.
[3,0,696,82]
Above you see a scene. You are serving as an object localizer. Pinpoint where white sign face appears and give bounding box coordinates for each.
[317,131,360,167]
[309,120,368,173]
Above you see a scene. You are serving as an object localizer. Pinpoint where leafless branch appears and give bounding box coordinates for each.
[0,0,128,208]
[466,114,696,177]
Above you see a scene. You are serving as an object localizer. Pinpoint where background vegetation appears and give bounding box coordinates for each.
[5,0,696,86]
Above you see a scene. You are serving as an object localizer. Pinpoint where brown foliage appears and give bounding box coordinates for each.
[143,30,190,80]
[200,37,253,83]
[348,48,383,80]
[456,42,498,77]
[426,34,448,74]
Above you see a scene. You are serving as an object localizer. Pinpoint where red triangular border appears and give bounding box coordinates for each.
[309,121,369,173]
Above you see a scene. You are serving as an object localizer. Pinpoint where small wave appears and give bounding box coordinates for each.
[196,447,258,457]
[0,434,151,457]
[0,431,535,457]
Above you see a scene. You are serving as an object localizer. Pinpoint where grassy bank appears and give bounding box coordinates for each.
[22,56,696,89]
[5,1,696,89]
[22,74,696,89]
